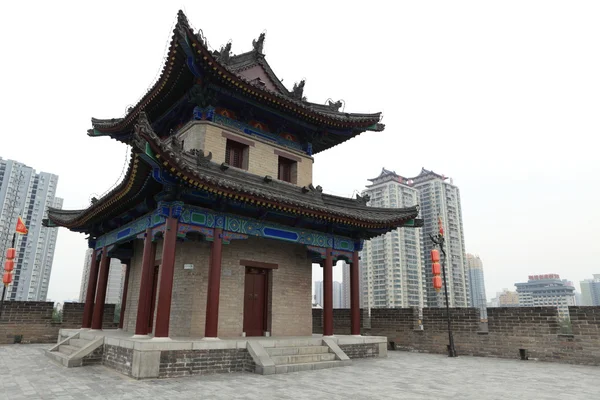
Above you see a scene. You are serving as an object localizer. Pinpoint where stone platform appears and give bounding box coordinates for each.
[48,329,387,379]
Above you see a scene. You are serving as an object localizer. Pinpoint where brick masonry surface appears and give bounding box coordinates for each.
[103,344,133,376]
[312,308,368,334]
[158,348,255,378]
[315,306,600,366]
[182,122,314,188]
[339,343,379,359]
[0,302,117,344]
[123,236,312,338]
[82,345,104,366]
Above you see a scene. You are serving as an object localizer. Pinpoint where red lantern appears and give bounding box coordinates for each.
[433,275,442,291]
[4,260,14,272]
[432,262,441,276]
[6,248,16,260]
[2,272,12,285]
[430,249,440,262]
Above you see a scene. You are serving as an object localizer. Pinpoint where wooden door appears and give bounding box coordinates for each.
[243,268,267,337]
[148,264,159,332]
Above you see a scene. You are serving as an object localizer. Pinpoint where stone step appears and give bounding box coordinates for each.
[274,360,344,374]
[68,338,90,348]
[46,349,69,366]
[58,345,80,356]
[271,353,336,365]
[266,346,330,356]
[266,338,324,348]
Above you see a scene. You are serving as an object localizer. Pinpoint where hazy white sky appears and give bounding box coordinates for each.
[1,1,599,303]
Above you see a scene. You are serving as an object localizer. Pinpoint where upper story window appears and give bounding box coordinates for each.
[278,156,296,183]
[225,139,249,170]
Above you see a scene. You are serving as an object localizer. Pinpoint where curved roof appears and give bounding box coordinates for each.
[49,113,419,236]
[89,11,384,146]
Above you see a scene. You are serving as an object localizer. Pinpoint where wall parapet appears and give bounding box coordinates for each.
[0,301,117,344]
[312,306,600,366]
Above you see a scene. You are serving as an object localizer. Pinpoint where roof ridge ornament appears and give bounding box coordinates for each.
[327,100,343,111]
[213,41,232,65]
[303,183,323,196]
[188,149,213,167]
[291,80,306,101]
[355,193,370,205]
[252,32,266,54]
[132,111,158,150]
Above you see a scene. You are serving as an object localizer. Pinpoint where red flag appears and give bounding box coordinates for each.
[438,216,444,236]
[16,216,28,235]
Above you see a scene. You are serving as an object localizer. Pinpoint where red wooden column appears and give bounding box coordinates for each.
[323,248,334,336]
[135,228,156,335]
[82,249,99,328]
[154,216,179,338]
[118,261,131,329]
[91,247,110,330]
[350,251,361,335]
[205,228,223,338]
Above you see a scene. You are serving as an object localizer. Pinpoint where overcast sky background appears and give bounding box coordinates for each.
[1,1,599,303]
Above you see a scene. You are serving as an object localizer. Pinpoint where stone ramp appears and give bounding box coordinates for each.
[45,330,104,367]
[247,337,351,375]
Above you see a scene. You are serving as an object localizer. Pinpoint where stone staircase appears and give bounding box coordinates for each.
[248,337,351,375]
[45,330,104,368]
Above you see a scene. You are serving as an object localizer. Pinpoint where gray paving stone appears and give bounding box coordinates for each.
[0,345,598,399]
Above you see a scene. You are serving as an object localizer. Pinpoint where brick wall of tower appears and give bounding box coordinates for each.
[122,235,312,338]
[178,122,313,187]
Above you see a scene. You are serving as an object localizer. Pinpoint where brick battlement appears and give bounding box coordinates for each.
[312,307,600,366]
[0,301,117,344]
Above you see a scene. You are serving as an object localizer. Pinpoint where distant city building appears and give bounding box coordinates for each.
[0,157,62,301]
[580,274,600,306]
[467,254,487,318]
[515,274,575,319]
[78,249,126,305]
[360,168,424,309]
[498,289,520,306]
[341,261,350,308]
[411,168,469,307]
[333,281,343,309]
[313,280,343,308]
[314,281,323,307]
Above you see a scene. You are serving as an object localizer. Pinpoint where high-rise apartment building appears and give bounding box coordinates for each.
[411,168,468,307]
[360,168,468,309]
[341,261,350,309]
[360,169,424,309]
[580,274,600,306]
[314,281,323,307]
[313,280,343,308]
[467,254,487,318]
[333,281,343,309]
[515,274,575,319]
[0,157,62,301]
[78,248,127,305]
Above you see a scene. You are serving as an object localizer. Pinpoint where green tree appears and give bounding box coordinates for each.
[52,303,63,323]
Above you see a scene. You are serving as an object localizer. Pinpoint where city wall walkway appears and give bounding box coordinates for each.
[0,344,596,399]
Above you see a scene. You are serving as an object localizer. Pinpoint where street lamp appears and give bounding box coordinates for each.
[429,216,457,357]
